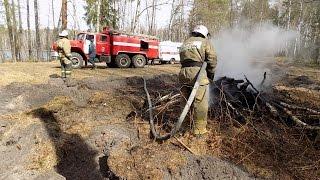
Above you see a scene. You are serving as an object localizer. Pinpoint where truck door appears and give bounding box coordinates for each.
[96,34,111,63]
[96,34,110,56]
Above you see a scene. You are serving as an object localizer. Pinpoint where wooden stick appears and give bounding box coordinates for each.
[174,137,197,155]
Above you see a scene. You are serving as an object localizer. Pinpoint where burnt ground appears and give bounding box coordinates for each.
[0,62,319,179]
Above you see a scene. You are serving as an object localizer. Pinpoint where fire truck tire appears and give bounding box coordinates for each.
[115,54,131,68]
[132,54,146,68]
[71,52,83,69]
[169,58,175,64]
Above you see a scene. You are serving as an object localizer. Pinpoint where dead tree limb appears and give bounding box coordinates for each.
[279,102,320,115]
[283,108,320,130]
[244,75,260,94]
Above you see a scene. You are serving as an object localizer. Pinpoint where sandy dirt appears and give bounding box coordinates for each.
[0,62,319,180]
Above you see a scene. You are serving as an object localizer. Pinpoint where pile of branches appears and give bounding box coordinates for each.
[146,75,320,132]
[211,76,320,130]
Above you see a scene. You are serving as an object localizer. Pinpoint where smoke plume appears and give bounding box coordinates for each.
[212,23,298,88]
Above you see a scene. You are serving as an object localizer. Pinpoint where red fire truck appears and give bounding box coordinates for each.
[52,28,159,68]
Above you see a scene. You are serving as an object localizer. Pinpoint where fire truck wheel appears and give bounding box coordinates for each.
[132,55,146,68]
[169,58,175,64]
[115,54,131,68]
[71,52,83,69]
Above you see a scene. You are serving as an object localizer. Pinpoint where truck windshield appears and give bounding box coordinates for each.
[76,33,86,40]
[86,35,94,41]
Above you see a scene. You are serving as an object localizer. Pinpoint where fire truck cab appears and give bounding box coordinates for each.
[52,28,159,69]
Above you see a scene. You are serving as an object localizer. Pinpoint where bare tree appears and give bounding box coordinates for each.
[34,0,41,60]
[230,0,233,27]
[72,0,80,30]
[61,0,67,30]
[4,0,16,62]
[27,0,32,60]
[11,0,19,61]
[52,0,55,29]
[131,0,141,33]
[149,0,156,35]
[17,0,23,61]
[96,0,101,32]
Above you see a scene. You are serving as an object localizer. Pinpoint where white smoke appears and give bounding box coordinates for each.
[212,23,298,87]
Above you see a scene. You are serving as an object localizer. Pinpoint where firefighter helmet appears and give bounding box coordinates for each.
[192,25,209,38]
[59,30,68,37]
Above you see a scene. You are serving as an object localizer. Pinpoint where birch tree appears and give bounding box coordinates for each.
[27,0,32,60]
[61,0,67,30]
[3,0,16,62]
[17,0,22,61]
[34,0,41,60]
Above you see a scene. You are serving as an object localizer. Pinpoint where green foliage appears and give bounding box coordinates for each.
[189,0,230,34]
[84,0,119,31]
[241,0,271,23]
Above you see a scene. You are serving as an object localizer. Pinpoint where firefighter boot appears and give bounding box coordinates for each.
[65,60,73,78]
[60,59,67,78]
[193,120,209,136]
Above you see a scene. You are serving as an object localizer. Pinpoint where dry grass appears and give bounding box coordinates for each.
[108,143,187,180]
[0,62,180,87]
[28,140,58,171]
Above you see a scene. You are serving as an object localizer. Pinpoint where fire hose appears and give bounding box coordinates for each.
[144,62,208,140]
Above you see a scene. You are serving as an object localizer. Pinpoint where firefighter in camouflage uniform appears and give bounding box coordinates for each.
[179,25,217,136]
[56,30,72,78]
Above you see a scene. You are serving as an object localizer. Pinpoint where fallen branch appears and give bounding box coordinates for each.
[226,101,246,124]
[279,102,320,115]
[266,102,278,116]
[244,75,260,94]
[174,137,197,155]
[283,108,320,130]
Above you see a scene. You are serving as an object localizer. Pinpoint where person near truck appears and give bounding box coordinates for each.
[88,38,97,69]
[179,25,217,136]
[56,30,73,78]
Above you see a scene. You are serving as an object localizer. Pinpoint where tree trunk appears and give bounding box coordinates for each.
[52,0,55,28]
[179,0,184,41]
[96,0,101,32]
[61,0,67,30]
[11,0,18,61]
[131,0,141,33]
[27,0,32,60]
[34,0,41,61]
[149,0,156,34]
[294,0,303,57]
[17,0,23,61]
[168,0,177,40]
[286,0,292,56]
[3,0,16,62]
[230,0,233,27]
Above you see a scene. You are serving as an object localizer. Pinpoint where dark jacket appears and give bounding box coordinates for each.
[89,42,96,58]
